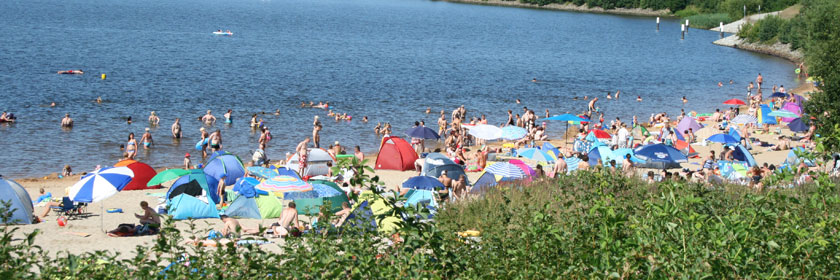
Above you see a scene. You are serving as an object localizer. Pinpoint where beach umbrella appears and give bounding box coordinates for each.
[587,146,614,166]
[587,129,611,139]
[707,133,739,144]
[255,175,312,195]
[466,124,502,140]
[517,148,556,163]
[67,166,135,232]
[544,114,587,143]
[147,168,191,186]
[768,109,798,118]
[68,167,134,203]
[541,142,561,159]
[731,114,758,125]
[484,162,527,179]
[674,140,698,157]
[509,159,536,177]
[246,166,279,179]
[500,126,527,140]
[402,176,444,191]
[405,126,440,140]
[204,151,246,186]
[114,160,159,191]
[693,126,717,142]
[770,92,787,98]
[283,183,342,200]
[676,117,703,135]
[633,144,688,164]
[723,98,746,106]
[788,118,808,132]
[781,103,802,123]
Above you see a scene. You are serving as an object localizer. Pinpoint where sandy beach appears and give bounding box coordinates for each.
[7,80,818,257]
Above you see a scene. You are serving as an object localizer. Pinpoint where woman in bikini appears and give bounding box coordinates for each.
[126,133,138,159]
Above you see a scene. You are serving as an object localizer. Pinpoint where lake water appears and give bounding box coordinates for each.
[0,0,796,178]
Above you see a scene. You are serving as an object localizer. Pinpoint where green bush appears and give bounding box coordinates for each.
[686,13,733,28]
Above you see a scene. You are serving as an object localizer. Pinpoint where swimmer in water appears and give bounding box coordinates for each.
[57,69,83,75]
[127,116,133,125]
[224,109,233,124]
[729,79,734,84]
[682,96,687,104]
[425,107,431,114]
[636,96,642,102]
[274,109,280,116]
[532,78,537,83]
[516,99,521,104]
[583,96,588,100]
[718,82,723,87]
[202,110,216,125]
[362,116,368,122]
[573,96,578,100]
[95,96,102,104]
[50,102,56,107]
[615,90,620,99]
[606,92,612,100]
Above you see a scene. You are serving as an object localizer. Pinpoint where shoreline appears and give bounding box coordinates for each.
[713,35,804,64]
[438,0,672,17]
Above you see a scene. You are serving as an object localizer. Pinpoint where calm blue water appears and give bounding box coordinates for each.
[0,0,796,178]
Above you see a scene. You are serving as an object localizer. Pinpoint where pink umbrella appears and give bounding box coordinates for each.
[508,159,536,177]
[781,103,802,123]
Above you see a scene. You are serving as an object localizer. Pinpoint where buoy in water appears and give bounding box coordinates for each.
[101,73,106,80]
[795,68,801,74]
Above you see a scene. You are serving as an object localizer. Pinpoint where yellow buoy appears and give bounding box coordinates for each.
[101,73,106,80]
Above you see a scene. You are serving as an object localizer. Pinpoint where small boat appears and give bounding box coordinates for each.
[213,31,233,36]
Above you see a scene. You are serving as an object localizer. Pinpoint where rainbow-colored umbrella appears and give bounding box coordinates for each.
[255,175,312,195]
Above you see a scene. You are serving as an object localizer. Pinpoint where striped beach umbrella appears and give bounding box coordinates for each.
[768,109,798,118]
[500,126,527,140]
[508,159,536,177]
[484,162,527,179]
[68,167,134,203]
[256,175,312,195]
[517,148,556,163]
[466,124,502,140]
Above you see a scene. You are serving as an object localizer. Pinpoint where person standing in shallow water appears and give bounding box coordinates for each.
[61,113,73,128]
[171,118,181,138]
[126,133,138,160]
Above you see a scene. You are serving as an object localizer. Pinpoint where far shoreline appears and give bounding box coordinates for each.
[437,0,673,17]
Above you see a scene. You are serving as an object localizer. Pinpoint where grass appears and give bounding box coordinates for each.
[685,13,733,29]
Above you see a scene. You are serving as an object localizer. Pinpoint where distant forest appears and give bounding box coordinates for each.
[512,0,799,16]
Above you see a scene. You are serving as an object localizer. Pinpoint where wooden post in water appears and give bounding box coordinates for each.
[656,17,660,30]
[681,24,685,40]
[720,22,724,38]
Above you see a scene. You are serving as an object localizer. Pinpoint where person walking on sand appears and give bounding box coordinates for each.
[126,133,138,159]
[61,113,73,128]
[140,127,154,149]
[171,118,182,138]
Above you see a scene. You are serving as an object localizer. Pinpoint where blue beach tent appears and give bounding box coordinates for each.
[729,144,757,167]
[168,194,220,220]
[0,178,34,224]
